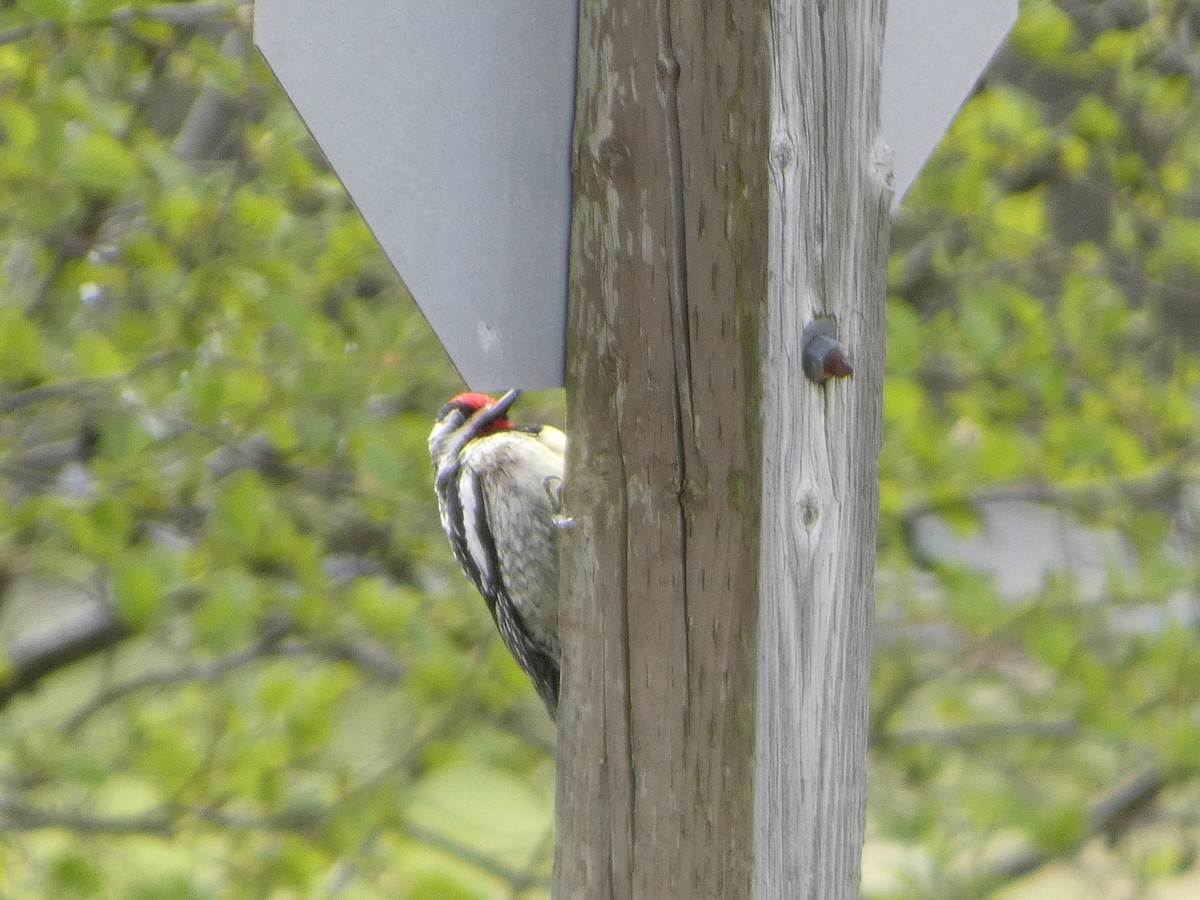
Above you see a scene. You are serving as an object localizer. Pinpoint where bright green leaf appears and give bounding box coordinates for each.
[112,552,163,628]
[67,132,139,197]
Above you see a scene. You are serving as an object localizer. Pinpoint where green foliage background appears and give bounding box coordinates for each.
[0,0,1196,897]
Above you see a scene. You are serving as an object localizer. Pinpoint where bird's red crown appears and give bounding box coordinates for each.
[444,392,514,432]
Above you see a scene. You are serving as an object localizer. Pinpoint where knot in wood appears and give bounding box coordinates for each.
[797,493,821,532]
[770,137,794,172]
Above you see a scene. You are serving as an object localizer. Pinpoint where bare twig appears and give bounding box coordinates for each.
[61,623,289,733]
[0,798,550,891]
[0,24,36,47]
[505,822,556,899]
[982,764,1168,886]
[0,0,246,47]
[900,466,1190,525]
[4,651,550,892]
[404,821,551,891]
[62,628,403,733]
[0,799,173,837]
[880,719,1077,747]
[0,594,128,711]
[274,638,404,683]
[0,351,181,415]
[24,4,250,320]
[0,380,98,415]
[172,24,251,163]
[111,2,248,30]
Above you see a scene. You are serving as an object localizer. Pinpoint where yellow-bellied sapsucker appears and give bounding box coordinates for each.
[428,390,565,719]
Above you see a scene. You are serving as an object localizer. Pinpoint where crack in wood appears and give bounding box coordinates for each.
[656,0,696,734]
[615,417,636,896]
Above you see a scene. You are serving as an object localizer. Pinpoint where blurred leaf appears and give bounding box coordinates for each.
[0,308,49,383]
[49,852,102,898]
[405,873,488,900]
[1071,94,1123,143]
[1034,803,1088,854]
[66,132,139,198]
[1158,218,1200,274]
[112,549,164,627]
[0,99,37,152]
[1010,0,1076,62]
[16,0,72,24]
[73,329,128,376]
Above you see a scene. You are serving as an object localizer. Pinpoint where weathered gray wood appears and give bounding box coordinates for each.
[754,0,891,896]
[556,0,889,895]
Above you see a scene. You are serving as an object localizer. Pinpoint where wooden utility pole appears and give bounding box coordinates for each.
[556,0,890,896]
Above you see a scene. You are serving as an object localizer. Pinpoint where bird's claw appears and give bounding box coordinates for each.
[544,476,574,529]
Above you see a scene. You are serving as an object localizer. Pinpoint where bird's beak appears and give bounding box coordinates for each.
[464,389,520,440]
[488,389,520,420]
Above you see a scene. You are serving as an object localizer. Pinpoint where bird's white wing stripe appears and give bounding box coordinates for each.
[458,470,492,583]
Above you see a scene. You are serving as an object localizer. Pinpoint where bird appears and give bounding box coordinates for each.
[428,390,565,719]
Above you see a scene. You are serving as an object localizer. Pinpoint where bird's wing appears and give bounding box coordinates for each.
[463,435,564,715]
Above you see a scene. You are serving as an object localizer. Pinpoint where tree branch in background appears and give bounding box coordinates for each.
[0,0,247,46]
[3,657,552,893]
[26,5,252,321]
[0,593,128,710]
[0,351,182,416]
[62,626,404,734]
[0,797,550,892]
[0,24,34,47]
[0,799,173,837]
[982,765,1168,887]
[403,821,551,893]
[880,719,1077,748]
[172,24,252,163]
[111,2,249,30]
[900,462,1194,526]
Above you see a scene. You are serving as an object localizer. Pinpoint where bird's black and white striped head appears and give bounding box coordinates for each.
[428,390,520,471]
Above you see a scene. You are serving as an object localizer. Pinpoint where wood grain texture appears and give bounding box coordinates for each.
[754,0,891,897]
[555,1,768,896]
[556,0,890,895]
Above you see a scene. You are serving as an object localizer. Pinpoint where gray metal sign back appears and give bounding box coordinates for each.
[883,0,1017,204]
[255,1,577,391]
[256,1,1015,391]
